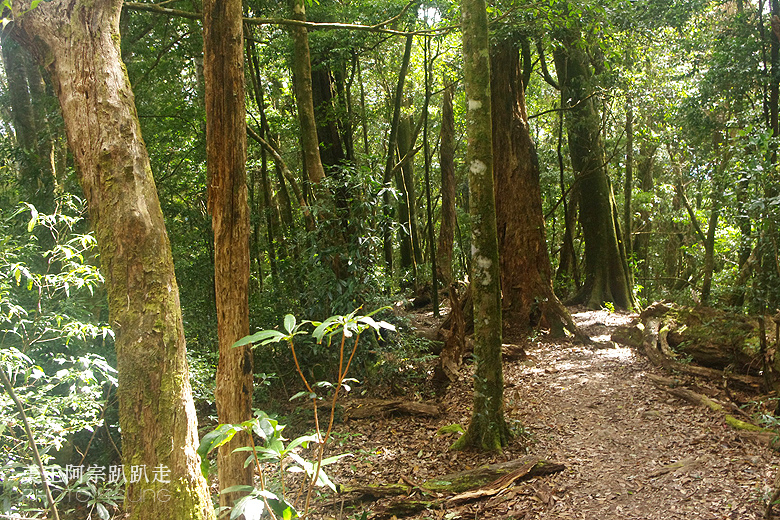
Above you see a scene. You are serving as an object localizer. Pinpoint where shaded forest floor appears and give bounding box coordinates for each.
[311,308,780,520]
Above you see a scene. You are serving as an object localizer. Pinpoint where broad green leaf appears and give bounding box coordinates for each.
[233,329,285,348]
[284,314,296,334]
[221,484,255,495]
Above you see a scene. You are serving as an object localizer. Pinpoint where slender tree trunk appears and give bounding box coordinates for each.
[491,39,581,339]
[423,35,439,317]
[397,111,420,274]
[383,34,414,271]
[554,33,635,311]
[437,81,456,286]
[624,95,634,258]
[452,0,509,452]
[290,0,325,185]
[203,0,254,513]
[13,1,214,517]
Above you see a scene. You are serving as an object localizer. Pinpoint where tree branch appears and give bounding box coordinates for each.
[123,2,456,36]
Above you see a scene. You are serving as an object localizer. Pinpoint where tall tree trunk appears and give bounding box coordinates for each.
[452,0,510,452]
[554,33,635,311]
[624,95,634,258]
[491,39,581,339]
[290,0,325,185]
[423,35,439,317]
[397,111,420,274]
[437,81,456,286]
[383,34,414,271]
[312,65,346,170]
[554,103,580,295]
[203,0,254,513]
[12,1,215,518]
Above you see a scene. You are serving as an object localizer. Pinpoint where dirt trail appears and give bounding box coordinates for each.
[324,309,779,519]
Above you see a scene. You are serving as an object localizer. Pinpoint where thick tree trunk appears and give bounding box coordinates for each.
[491,39,579,339]
[554,33,635,311]
[203,0,254,513]
[437,82,456,286]
[452,0,510,452]
[290,0,325,185]
[13,1,215,518]
[312,65,346,170]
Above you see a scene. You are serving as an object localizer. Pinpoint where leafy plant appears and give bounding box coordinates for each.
[199,308,394,519]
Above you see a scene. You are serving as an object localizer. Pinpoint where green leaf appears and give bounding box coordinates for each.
[221,484,256,495]
[96,503,109,520]
[289,391,316,401]
[197,424,240,477]
[233,329,285,348]
[231,495,265,520]
[284,314,296,334]
[25,204,38,232]
[286,433,320,451]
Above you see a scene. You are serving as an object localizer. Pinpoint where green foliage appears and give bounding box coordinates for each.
[0,197,117,517]
[201,308,392,519]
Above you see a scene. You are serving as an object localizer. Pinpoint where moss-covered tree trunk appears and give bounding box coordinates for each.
[290,0,325,185]
[12,1,215,518]
[452,0,510,452]
[554,33,635,311]
[437,82,456,286]
[203,0,254,513]
[491,38,580,339]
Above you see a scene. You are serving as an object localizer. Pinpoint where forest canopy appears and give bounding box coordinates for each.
[1,0,780,518]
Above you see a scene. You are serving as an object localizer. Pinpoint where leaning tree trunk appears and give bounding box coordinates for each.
[12,1,215,518]
[554,33,635,311]
[491,38,581,339]
[203,0,254,512]
[452,0,510,452]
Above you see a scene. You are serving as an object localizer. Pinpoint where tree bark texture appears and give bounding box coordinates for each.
[290,0,325,184]
[452,0,509,452]
[437,82,456,286]
[491,38,578,338]
[203,0,254,512]
[12,1,215,518]
[554,33,635,311]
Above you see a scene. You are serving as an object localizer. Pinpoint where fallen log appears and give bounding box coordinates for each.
[336,455,565,518]
[344,399,441,419]
[614,308,764,389]
[648,373,780,449]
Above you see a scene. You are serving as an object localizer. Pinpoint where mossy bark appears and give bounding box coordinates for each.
[453,0,510,452]
[13,1,215,518]
[289,0,325,185]
[203,0,254,513]
[554,31,635,311]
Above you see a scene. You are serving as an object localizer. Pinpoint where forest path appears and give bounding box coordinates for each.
[323,309,779,519]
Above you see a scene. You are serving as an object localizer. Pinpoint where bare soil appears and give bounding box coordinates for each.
[315,308,779,520]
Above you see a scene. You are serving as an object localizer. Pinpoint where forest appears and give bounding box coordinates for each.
[2,0,780,518]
